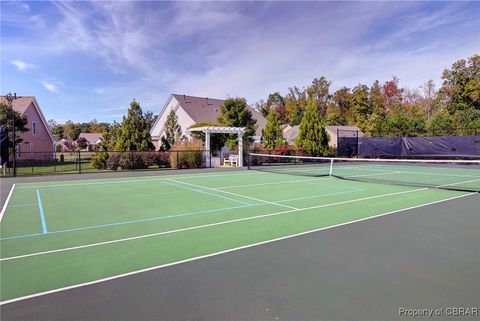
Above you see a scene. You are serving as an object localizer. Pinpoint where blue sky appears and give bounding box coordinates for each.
[1,1,479,123]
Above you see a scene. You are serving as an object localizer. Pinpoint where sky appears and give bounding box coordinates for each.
[1,1,479,123]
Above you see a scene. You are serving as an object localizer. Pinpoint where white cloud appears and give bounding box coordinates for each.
[11,59,32,71]
[42,81,58,92]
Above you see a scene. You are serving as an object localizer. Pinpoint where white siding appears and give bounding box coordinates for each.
[150,95,196,150]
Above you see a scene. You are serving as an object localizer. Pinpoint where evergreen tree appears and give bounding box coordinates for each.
[295,99,328,156]
[160,110,182,151]
[262,109,285,149]
[218,97,257,150]
[115,99,154,151]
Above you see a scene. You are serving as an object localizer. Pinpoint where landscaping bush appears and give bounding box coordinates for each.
[323,147,337,157]
[170,140,204,169]
[273,145,304,156]
[93,151,171,170]
[91,152,109,169]
[139,151,170,168]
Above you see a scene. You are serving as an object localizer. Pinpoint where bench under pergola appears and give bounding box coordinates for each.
[188,126,245,167]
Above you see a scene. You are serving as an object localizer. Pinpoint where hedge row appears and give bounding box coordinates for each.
[91,152,170,170]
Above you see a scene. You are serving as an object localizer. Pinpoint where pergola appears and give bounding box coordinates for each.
[188,126,245,167]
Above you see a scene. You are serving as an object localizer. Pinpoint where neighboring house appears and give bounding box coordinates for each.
[0,96,56,161]
[150,94,266,150]
[282,125,364,148]
[283,125,300,145]
[77,133,103,151]
[325,125,364,148]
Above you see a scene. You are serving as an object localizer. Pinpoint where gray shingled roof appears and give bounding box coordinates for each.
[78,133,103,144]
[172,94,266,136]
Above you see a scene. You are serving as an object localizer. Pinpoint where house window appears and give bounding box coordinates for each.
[16,144,22,158]
[30,143,34,154]
[32,122,36,135]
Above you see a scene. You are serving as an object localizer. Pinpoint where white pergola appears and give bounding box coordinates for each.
[188,126,246,167]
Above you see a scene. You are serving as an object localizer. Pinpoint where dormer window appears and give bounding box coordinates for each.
[32,122,36,135]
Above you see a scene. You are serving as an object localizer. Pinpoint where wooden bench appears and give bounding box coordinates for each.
[223,154,238,167]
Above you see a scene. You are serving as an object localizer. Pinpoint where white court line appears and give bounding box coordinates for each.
[0,187,428,262]
[168,179,299,210]
[13,170,263,190]
[438,178,480,187]
[347,171,403,178]
[0,184,16,223]
[0,192,474,306]
[211,177,329,190]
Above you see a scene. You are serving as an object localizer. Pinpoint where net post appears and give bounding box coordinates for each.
[329,158,334,176]
[246,152,251,170]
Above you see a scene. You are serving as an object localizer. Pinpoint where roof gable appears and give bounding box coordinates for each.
[172,94,224,123]
[78,133,103,144]
[0,96,56,143]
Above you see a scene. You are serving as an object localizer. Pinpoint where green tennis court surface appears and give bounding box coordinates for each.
[0,169,477,303]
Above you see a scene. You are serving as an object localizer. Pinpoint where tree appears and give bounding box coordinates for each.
[218,97,257,150]
[267,92,287,124]
[255,99,270,118]
[285,86,308,125]
[427,110,454,135]
[144,111,158,128]
[262,109,285,149]
[420,80,437,118]
[0,101,29,149]
[307,76,331,116]
[440,54,480,114]
[189,121,226,154]
[114,99,154,151]
[63,121,82,140]
[160,110,182,151]
[327,87,352,125]
[382,77,404,112]
[383,107,426,137]
[76,137,88,150]
[350,85,372,131]
[48,119,64,140]
[295,99,328,156]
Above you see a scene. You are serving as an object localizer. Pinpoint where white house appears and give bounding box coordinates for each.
[150,94,266,150]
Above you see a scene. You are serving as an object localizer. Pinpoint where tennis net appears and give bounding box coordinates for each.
[247,153,480,192]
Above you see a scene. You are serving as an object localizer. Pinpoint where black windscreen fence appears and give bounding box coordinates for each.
[337,129,360,157]
[358,135,480,158]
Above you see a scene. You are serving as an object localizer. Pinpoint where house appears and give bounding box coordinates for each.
[325,125,364,148]
[281,125,364,148]
[150,94,266,150]
[77,133,103,151]
[283,125,300,145]
[0,95,56,160]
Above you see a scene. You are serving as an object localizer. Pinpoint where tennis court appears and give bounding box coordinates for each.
[0,156,479,319]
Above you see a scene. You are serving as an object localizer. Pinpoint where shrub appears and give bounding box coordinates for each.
[170,140,204,169]
[91,152,109,169]
[96,151,171,170]
[273,145,304,156]
[323,147,337,157]
[138,151,170,168]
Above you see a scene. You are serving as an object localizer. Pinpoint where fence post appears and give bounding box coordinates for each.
[78,150,81,174]
[209,150,212,168]
[131,150,134,171]
[176,151,179,170]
